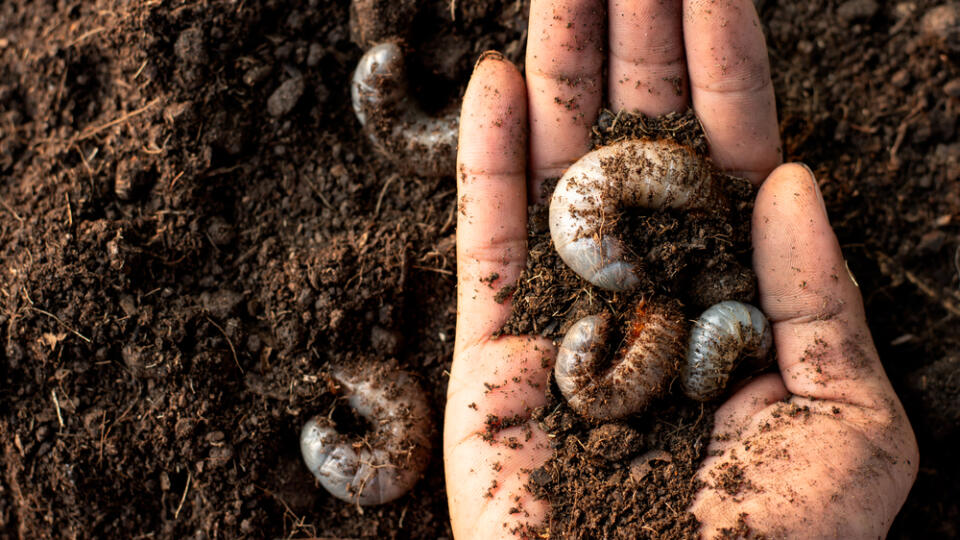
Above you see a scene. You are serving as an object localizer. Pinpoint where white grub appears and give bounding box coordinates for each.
[554,299,688,421]
[682,301,773,402]
[351,41,458,177]
[549,139,722,291]
[300,363,433,505]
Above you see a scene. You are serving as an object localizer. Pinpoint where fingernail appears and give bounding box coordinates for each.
[474,50,505,70]
[798,162,828,220]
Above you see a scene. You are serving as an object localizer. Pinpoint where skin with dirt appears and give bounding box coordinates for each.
[0,0,957,538]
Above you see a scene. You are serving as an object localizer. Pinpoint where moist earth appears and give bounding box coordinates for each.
[0,0,958,538]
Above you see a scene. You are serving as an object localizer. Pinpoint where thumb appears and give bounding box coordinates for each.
[752,164,894,410]
[751,163,918,513]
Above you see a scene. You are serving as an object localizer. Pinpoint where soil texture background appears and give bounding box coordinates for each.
[0,0,958,538]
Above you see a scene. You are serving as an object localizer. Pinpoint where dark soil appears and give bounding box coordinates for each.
[0,0,957,538]
[527,397,714,539]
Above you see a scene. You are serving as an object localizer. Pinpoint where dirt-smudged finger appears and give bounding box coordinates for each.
[608,0,688,115]
[456,53,529,353]
[683,0,780,185]
[526,0,604,202]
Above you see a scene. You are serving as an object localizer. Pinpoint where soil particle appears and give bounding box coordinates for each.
[586,423,643,461]
[174,27,208,64]
[837,0,880,23]
[243,64,272,87]
[267,76,305,117]
[944,77,960,97]
[349,0,419,48]
[921,3,960,49]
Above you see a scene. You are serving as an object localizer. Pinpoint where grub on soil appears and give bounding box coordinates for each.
[509,112,755,537]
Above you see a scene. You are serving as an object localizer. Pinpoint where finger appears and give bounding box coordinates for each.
[446,425,552,538]
[608,0,688,115]
[526,0,604,201]
[456,53,529,353]
[752,164,893,410]
[683,0,781,185]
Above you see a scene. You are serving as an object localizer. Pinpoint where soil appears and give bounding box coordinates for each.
[527,397,713,540]
[0,0,957,539]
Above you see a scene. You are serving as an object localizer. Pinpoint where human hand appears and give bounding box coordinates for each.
[444,0,918,538]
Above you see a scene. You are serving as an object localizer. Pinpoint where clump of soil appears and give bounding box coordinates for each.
[507,111,752,537]
[527,387,716,539]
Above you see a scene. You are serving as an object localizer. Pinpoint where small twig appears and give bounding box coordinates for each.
[51,390,64,427]
[0,198,23,222]
[168,170,185,190]
[889,99,925,169]
[302,174,334,210]
[904,271,960,317]
[101,399,138,463]
[29,307,91,343]
[98,410,108,463]
[955,246,960,289]
[64,192,73,227]
[374,174,400,218]
[254,484,312,535]
[132,59,148,81]
[412,264,454,276]
[206,316,243,373]
[67,26,105,47]
[174,470,192,519]
[76,99,160,141]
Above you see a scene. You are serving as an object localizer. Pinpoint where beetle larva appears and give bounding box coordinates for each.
[681,300,773,402]
[300,362,433,505]
[549,139,723,291]
[351,42,458,177]
[554,298,688,420]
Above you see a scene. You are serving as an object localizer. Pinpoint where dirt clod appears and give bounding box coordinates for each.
[268,77,305,117]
